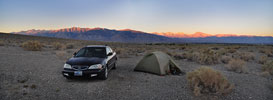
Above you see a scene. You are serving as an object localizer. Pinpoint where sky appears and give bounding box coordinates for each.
[0,0,273,36]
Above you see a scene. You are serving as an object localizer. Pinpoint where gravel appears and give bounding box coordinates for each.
[0,46,272,100]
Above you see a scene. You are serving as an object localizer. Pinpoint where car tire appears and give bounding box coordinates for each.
[112,63,117,69]
[99,67,108,80]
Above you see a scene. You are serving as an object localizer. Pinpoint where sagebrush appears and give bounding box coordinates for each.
[21,41,42,51]
[258,55,268,64]
[262,61,273,75]
[187,67,234,96]
[226,59,248,73]
[186,49,220,65]
[53,42,64,50]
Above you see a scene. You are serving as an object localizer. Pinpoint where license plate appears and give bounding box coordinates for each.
[74,71,82,76]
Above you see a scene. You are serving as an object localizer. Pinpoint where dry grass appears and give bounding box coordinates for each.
[262,60,273,75]
[226,59,248,73]
[187,67,234,96]
[53,42,64,50]
[221,55,232,64]
[21,41,42,51]
[258,55,268,64]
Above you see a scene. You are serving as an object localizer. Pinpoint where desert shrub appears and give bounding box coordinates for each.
[265,50,273,57]
[53,42,64,50]
[226,59,248,73]
[135,48,146,53]
[221,55,232,64]
[233,46,241,49]
[260,49,273,57]
[23,85,28,88]
[166,51,174,57]
[197,49,220,65]
[262,61,273,75]
[210,47,219,50]
[260,71,270,77]
[227,48,236,53]
[113,48,131,58]
[259,49,267,53]
[30,84,37,89]
[248,49,254,52]
[17,78,28,83]
[217,48,227,55]
[21,41,42,51]
[187,67,234,96]
[179,46,186,50]
[0,40,4,46]
[185,49,220,65]
[55,50,69,60]
[239,52,255,61]
[173,53,187,60]
[258,55,268,64]
[66,43,74,49]
[186,52,199,61]
[113,48,122,54]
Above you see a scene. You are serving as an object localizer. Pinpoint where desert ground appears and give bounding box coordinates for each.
[0,33,273,100]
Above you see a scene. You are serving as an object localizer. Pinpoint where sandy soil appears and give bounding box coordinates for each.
[0,45,272,100]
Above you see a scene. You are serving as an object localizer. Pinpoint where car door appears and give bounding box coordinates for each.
[106,47,114,69]
[109,47,117,65]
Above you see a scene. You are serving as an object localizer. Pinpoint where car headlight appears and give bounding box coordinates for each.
[64,63,72,69]
[89,64,102,69]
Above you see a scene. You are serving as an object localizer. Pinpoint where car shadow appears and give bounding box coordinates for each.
[65,77,104,83]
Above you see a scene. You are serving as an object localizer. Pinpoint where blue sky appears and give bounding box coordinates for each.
[0,0,272,36]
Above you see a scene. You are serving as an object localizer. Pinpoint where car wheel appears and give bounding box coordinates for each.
[100,67,108,80]
[112,63,117,69]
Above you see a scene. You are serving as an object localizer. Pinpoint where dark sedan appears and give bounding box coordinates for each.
[62,45,117,80]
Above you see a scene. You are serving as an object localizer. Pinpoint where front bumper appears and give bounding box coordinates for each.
[62,69,103,77]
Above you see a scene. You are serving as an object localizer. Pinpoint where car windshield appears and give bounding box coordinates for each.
[75,47,106,58]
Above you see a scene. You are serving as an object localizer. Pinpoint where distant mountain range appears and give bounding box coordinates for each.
[153,32,249,38]
[13,27,273,44]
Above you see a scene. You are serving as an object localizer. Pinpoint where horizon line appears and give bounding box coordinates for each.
[2,26,273,37]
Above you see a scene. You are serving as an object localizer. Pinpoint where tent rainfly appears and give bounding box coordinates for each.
[134,51,183,75]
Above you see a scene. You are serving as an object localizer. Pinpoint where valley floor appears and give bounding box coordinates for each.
[0,46,272,100]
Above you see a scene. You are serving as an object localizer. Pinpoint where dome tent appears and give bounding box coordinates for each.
[134,51,183,75]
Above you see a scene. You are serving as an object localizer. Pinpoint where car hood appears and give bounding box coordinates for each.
[66,57,105,66]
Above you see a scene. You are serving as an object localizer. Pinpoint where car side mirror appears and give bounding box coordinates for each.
[73,52,77,56]
[107,52,113,56]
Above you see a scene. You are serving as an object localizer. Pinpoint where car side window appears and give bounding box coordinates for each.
[76,48,86,57]
[106,47,110,55]
[109,47,113,53]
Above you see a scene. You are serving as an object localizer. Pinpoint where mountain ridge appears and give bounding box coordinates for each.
[13,27,273,44]
[152,32,265,38]
[14,27,272,38]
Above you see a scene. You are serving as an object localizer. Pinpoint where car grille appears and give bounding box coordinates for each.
[72,65,89,70]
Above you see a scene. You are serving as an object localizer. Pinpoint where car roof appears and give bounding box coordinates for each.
[86,45,108,48]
